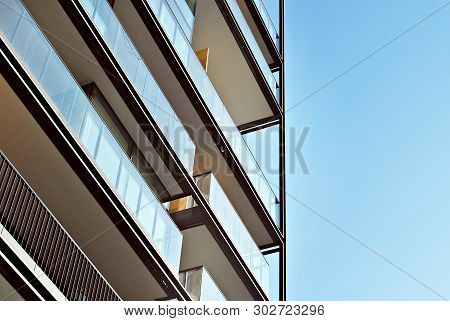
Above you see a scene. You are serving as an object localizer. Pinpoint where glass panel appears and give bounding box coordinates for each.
[145,0,279,224]
[96,130,122,185]
[124,169,141,213]
[79,0,195,175]
[80,109,102,156]
[179,267,226,301]
[195,173,270,294]
[226,0,278,96]
[185,0,196,14]
[199,268,227,301]
[265,252,280,301]
[160,2,177,40]
[0,0,183,272]
[68,93,89,136]
[252,0,280,48]
[137,187,157,230]
[167,0,195,41]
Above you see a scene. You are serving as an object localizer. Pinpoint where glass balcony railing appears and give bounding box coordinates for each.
[146,0,279,224]
[79,0,195,176]
[179,266,226,301]
[0,0,183,273]
[226,0,278,98]
[195,173,269,293]
[252,0,280,49]
[167,0,195,41]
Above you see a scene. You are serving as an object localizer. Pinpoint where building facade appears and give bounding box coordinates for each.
[0,0,285,301]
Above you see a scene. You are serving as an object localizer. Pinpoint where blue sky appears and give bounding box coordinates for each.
[252,0,450,300]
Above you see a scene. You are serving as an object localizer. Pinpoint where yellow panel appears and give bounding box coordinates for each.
[196,48,209,73]
[169,197,189,213]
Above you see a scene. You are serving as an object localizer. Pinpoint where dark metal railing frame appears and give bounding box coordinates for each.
[0,150,121,301]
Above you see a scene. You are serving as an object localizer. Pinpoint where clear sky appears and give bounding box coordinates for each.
[251,0,450,300]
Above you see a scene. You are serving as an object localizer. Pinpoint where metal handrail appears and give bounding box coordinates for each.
[0,150,121,301]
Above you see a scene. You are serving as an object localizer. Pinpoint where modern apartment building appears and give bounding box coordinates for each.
[0,0,285,301]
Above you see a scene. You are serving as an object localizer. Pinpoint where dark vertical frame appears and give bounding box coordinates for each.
[278,0,287,301]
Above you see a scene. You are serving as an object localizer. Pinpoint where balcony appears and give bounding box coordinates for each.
[193,173,269,293]
[171,172,269,295]
[77,0,196,178]
[152,0,279,222]
[234,0,281,67]
[55,1,270,298]
[123,0,279,227]
[0,150,120,300]
[179,266,226,301]
[0,0,183,274]
[251,0,280,49]
[224,0,279,99]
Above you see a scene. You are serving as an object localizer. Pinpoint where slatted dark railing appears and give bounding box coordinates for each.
[0,150,121,301]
